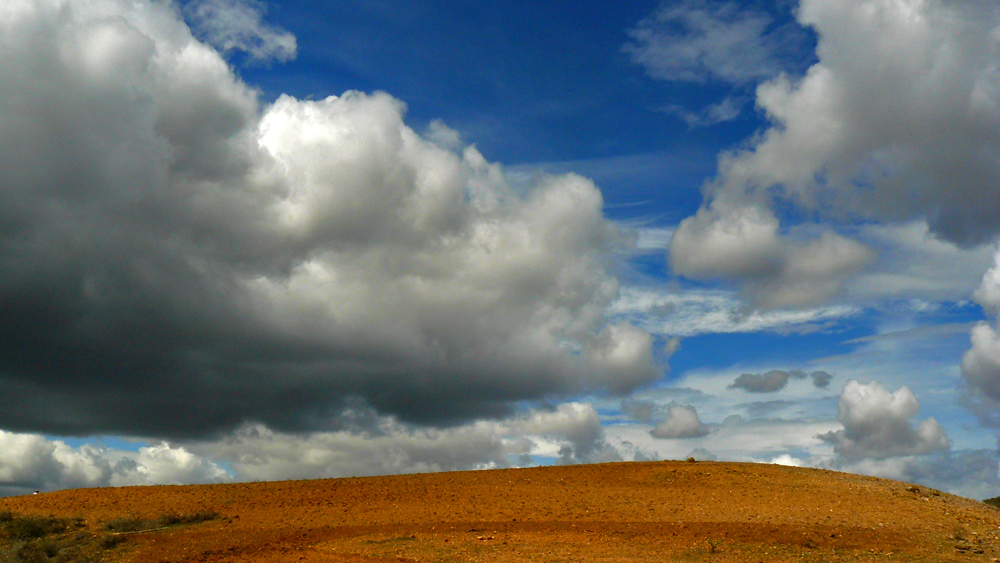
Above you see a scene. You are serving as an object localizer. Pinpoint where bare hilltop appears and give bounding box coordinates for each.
[2,460,998,562]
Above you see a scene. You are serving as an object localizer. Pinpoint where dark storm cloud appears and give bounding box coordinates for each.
[0,0,657,440]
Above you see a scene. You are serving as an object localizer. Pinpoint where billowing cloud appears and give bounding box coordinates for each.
[819,380,949,460]
[623,0,805,85]
[668,0,1000,305]
[650,405,710,439]
[183,0,296,64]
[0,431,229,497]
[961,250,1000,425]
[0,0,657,440]
[669,203,876,307]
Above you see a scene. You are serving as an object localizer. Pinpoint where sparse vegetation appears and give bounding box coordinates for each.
[104,510,220,534]
[0,510,220,562]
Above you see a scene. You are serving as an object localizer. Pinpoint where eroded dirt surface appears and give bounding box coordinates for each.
[3,461,999,562]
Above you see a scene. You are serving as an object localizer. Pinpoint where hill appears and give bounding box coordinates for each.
[1,460,998,562]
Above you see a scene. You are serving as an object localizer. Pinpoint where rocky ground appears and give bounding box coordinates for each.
[2,460,999,562]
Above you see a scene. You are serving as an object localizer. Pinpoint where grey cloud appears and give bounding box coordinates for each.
[810,370,832,388]
[621,399,656,423]
[0,0,658,440]
[819,380,949,460]
[729,369,831,393]
[729,369,802,393]
[650,405,710,439]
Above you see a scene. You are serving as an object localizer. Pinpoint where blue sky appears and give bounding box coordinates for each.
[2,0,1000,500]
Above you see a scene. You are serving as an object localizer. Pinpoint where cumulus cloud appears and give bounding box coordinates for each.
[668,0,1000,305]
[961,250,1000,425]
[819,380,949,460]
[0,431,229,497]
[0,0,657,440]
[669,202,876,308]
[183,0,296,64]
[650,405,710,439]
[624,0,805,85]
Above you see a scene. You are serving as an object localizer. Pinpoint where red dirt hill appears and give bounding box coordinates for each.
[2,460,998,562]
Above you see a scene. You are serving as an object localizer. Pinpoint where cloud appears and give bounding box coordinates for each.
[961,250,1000,426]
[183,403,620,481]
[661,96,745,127]
[669,203,876,308]
[0,431,229,497]
[810,370,832,388]
[729,369,803,393]
[847,221,996,304]
[610,285,860,337]
[623,0,806,85]
[0,0,657,440]
[183,0,296,64]
[650,405,710,439]
[668,0,1000,305]
[819,380,949,460]
[728,369,834,392]
[0,402,622,496]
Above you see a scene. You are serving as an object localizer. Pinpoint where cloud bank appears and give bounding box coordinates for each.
[0,0,657,440]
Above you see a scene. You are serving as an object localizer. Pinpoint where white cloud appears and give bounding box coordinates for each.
[819,380,949,460]
[0,402,623,496]
[0,0,657,439]
[667,0,1000,305]
[0,431,229,497]
[661,96,745,127]
[184,0,296,64]
[961,249,1000,426]
[847,221,995,303]
[191,402,619,481]
[610,285,860,337]
[650,405,709,439]
[624,0,804,85]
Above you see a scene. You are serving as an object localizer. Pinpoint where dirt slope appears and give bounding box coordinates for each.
[2,460,998,562]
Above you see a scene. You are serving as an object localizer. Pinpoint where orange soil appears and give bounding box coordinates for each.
[2,460,999,562]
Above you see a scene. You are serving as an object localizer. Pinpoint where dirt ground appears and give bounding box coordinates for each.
[2,460,999,562]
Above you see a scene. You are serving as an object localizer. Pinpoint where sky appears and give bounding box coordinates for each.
[1,0,1000,500]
